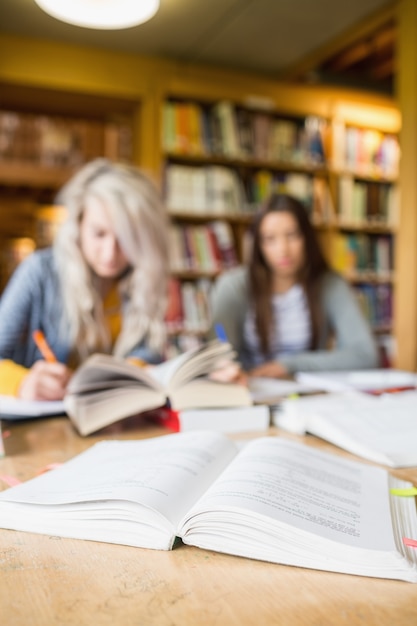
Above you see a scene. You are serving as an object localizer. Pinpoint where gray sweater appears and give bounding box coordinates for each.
[210,266,379,373]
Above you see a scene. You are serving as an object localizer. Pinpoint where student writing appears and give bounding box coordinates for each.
[0,159,169,400]
[210,193,379,378]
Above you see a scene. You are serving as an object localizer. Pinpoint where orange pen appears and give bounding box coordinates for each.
[32,330,57,363]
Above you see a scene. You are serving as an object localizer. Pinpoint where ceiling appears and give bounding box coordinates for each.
[1,0,396,92]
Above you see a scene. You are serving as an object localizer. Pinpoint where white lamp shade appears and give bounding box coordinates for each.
[34,0,160,30]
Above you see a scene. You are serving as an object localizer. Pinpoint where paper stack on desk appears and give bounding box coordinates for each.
[295,368,417,393]
[273,389,417,467]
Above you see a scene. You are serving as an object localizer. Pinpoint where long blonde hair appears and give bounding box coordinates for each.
[54,158,169,361]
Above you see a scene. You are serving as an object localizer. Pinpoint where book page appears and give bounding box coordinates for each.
[148,341,236,391]
[181,437,396,551]
[0,431,237,527]
[67,353,161,393]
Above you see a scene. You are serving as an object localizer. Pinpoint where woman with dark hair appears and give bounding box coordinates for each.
[210,193,378,378]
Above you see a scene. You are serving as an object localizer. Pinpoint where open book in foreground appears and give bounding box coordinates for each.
[273,390,417,468]
[0,431,416,582]
[64,341,252,435]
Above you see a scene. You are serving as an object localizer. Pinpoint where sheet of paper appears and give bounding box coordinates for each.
[275,390,417,467]
[248,377,314,402]
[296,369,417,392]
[0,396,66,419]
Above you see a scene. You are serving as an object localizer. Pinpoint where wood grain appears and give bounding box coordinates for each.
[1,417,416,626]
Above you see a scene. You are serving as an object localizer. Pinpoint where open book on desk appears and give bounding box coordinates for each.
[0,431,416,582]
[64,341,252,436]
[273,390,417,467]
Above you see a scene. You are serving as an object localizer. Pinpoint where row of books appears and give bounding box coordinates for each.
[168,221,238,274]
[0,110,132,166]
[165,164,245,214]
[244,170,335,224]
[165,277,211,334]
[332,233,393,277]
[354,283,392,330]
[165,163,335,222]
[332,121,399,179]
[163,100,328,165]
[338,176,399,226]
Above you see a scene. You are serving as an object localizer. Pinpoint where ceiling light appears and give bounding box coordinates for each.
[34,0,160,30]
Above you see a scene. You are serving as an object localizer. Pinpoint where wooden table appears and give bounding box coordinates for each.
[1,416,417,626]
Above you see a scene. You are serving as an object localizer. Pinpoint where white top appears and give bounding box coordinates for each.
[243,284,312,367]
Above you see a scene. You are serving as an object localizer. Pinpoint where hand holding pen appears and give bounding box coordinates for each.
[18,331,73,401]
[209,324,247,385]
[32,330,58,363]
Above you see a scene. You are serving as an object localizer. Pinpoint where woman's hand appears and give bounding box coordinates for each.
[248,361,289,379]
[18,361,73,401]
[209,360,248,386]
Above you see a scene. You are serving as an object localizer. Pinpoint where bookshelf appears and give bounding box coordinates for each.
[162,97,336,342]
[327,118,399,363]
[0,86,137,290]
[160,96,401,362]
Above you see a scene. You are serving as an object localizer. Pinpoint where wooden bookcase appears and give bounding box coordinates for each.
[328,119,399,364]
[159,93,399,361]
[161,96,334,346]
[0,83,138,290]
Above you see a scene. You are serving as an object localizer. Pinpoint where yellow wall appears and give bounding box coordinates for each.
[0,34,400,126]
[0,33,401,173]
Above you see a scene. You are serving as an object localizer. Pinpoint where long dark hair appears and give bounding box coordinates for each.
[248,193,330,356]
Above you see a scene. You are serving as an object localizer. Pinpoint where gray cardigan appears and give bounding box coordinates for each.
[0,248,162,368]
[210,266,379,373]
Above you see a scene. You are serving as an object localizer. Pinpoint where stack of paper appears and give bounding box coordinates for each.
[273,390,417,467]
[295,369,417,393]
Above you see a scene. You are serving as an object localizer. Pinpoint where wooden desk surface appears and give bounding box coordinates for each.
[1,416,417,626]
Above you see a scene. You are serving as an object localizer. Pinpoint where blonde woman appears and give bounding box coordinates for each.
[0,159,169,400]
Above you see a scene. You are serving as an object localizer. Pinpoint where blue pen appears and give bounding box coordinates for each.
[214,323,228,343]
